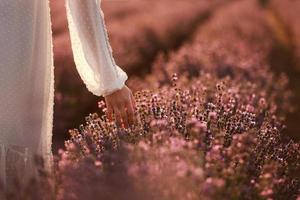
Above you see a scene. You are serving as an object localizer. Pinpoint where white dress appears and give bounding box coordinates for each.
[0,0,127,187]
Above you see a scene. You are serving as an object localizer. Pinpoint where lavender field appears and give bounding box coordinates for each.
[2,0,299,199]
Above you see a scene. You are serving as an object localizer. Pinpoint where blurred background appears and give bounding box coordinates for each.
[50,0,300,153]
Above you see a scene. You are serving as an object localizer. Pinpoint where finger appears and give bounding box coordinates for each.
[106,104,113,122]
[126,101,135,127]
[120,106,129,129]
[130,95,138,125]
[131,92,137,111]
[114,110,122,128]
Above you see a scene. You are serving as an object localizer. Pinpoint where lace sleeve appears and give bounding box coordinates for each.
[65,0,128,97]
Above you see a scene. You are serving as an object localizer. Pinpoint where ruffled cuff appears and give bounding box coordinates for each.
[84,65,128,97]
[101,66,128,97]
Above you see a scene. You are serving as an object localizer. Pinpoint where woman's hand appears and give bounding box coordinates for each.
[104,85,136,128]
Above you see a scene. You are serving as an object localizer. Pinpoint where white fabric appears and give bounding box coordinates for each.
[66,0,128,96]
[0,0,127,188]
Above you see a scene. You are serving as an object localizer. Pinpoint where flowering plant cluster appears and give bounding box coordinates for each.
[57,71,299,199]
